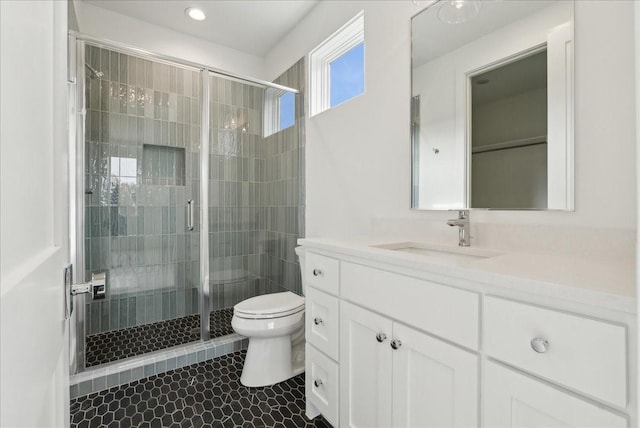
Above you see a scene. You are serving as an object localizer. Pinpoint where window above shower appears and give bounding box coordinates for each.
[263,87,296,137]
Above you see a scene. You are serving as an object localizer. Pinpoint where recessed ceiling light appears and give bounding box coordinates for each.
[185,7,206,21]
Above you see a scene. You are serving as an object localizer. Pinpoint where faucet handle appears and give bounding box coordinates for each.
[448,210,471,247]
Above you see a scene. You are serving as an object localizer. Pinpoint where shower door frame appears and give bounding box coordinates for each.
[69,32,299,374]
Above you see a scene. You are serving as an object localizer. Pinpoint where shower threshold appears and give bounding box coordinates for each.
[85,307,234,367]
[70,331,248,399]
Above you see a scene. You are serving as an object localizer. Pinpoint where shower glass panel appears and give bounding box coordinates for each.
[207,75,267,314]
[207,59,305,318]
[82,44,203,368]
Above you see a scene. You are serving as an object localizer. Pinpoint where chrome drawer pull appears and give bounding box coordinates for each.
[314,379,323,388]
[390,339,402,350]
[312,268,323,277]
[313,317,324,325]
[530,337,549,353]
[376,332,387,343]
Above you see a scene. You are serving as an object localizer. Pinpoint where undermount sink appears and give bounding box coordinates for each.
[372,241,502,262]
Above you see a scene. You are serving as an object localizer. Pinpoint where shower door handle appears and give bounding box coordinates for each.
[187,200,194,231]
[64,264,73,320]
[64,265,107,319]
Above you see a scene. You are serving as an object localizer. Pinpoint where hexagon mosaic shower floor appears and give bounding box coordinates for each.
[70,351,332,428]
[85,308,235,367]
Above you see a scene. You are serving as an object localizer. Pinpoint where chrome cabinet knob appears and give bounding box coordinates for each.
[530,337,549,353]
[312,268,323,277]
[390,339,402,350]
[313,317,323,325]
[376,332,387,343]
[314,379,323,388]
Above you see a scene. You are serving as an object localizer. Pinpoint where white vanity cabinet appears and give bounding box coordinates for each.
[483,296,630,428]
[339,301,478,428]
[301,244,636,428]
[304,253,342,427]
[484,362,627,428]
[484,296,628,408]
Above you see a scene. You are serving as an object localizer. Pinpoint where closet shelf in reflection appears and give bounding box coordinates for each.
[472,135,547,154]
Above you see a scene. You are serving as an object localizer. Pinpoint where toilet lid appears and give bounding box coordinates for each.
[234,291,304,319]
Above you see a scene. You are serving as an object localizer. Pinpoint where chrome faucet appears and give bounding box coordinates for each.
[447,210,471,247]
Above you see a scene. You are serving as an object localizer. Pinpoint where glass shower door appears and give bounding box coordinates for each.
[79,43,204,368]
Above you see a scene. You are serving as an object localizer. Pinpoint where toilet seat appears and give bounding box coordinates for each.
[233,291,304,320]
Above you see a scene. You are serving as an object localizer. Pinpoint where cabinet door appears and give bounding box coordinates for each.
[484,362,628,428]
[340,301,393,428]
[392,323,478,428]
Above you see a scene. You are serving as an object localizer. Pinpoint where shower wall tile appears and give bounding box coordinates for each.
[84,45,202,336]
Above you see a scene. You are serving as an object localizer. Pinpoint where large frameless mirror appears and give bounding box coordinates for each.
[411,0,574,210]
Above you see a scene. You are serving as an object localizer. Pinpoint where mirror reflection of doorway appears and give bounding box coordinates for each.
[470,49,548,209]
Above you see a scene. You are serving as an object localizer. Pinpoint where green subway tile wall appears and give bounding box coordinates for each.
[83,43,305,355]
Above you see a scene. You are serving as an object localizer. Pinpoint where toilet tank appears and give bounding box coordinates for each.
[294,246,306,296]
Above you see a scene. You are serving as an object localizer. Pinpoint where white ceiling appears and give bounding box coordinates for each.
[83,0,319,57]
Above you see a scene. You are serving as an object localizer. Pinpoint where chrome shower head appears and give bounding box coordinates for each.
[85,63,104,79]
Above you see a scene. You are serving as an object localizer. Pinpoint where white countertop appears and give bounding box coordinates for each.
[298,236,636,314]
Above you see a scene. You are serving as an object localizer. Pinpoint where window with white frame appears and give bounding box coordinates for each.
[263,87,296,137]
[309,11,365,116]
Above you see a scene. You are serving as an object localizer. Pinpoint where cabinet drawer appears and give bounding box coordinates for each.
[306,344,339,427]
[341,262,479,349]
[484,296,627,408]
[306,287,339,360]
[305,252,340,295]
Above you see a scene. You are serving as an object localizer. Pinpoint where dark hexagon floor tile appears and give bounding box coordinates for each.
[85,308,235,367]
[72,350,332,427]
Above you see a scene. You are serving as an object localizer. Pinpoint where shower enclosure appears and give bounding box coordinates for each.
[70,35,305,374]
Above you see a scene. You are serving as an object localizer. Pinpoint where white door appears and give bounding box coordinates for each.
[484,362,627,428]
[1,1,70,427]
[392,323,478,428]
[340,301,393,428]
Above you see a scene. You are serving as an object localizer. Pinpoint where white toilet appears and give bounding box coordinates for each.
[231,247,307,387]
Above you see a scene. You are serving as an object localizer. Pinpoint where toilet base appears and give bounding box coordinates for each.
[241,336,294,387]
[291,342,305,376]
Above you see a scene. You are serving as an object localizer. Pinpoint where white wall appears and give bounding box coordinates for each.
[265,0,637,239]
[74,1,266,79]
[266,1,417,237]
